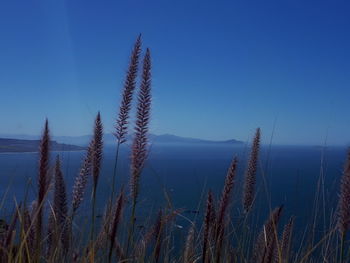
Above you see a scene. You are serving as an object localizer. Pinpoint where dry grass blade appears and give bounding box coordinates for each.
[114,240,125,262]
[184,224,195,263]
[243,127,261,213]
[136,209,179,260]
[252,206,283,263]
[96,204,112,245]
[27,201,38,255]
[153,209,163,263]
[23,208,32,238]
[46,210,55,257]
[0,207,19,261]
[22,207,35,259]
[4,207,19,248]
[203,190,214,263]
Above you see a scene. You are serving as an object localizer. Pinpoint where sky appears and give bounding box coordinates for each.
[0,0,349,145]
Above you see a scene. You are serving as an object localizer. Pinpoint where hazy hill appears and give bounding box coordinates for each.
[51,133,243,146]
[148,134,243,145]
[0,138,85,153]
[0,133,243,147]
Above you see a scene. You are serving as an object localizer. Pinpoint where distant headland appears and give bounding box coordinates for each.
[0,138,85,153]
[0,133,244,147]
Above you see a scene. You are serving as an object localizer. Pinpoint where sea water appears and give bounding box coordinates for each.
[0,144,347,243]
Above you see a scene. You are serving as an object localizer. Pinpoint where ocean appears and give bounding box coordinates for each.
[0,143,347,242]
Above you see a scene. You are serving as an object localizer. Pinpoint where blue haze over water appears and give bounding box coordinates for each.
[0,144,347,240]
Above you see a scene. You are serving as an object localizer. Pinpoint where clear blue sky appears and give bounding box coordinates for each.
[0,0,349,145]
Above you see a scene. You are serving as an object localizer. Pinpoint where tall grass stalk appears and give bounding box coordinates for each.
[215,157,237,263]
[35,119,50,260]
[202,190,214,263]
[89,112,103,260]
[127,48,152,253]
[337,149,350,263]
[112,35,142,200]
[69,139,94,259]
[243,128,260,213]
[108,190,125,263]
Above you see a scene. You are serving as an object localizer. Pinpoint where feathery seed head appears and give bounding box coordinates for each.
[243,128,261,213]
[53,156,68,226]
[36,119,50,247]
[72,142,93,213]
[115,35,142,144]
[92,112,103,190]
[212,157,238,263]
[108,191,125,261]
[130,48,152,204]
[280,216,294,261]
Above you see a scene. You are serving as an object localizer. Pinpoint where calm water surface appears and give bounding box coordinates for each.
[0,144,347,239]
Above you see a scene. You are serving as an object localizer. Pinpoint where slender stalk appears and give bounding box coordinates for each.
[243,128,261,213]
[111,142,120,201]
[202,190,213,263]
[215,157,238,263]
[48,155,68,257]
[112,35,142,199]
[340,231,345,263]
[88,187,97,260]
[280,216,294,262]
[184,225,195,263]
[69,141,93,260]
[109,37,142,254]
[88,112,103,261]
[36,119,50,260]
[127,48,152,255]
[337,149,350,263]
[252,206,283,262]
[126,200,137,255]
[108,191,125,263]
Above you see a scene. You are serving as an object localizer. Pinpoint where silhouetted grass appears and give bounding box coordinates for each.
[0,38,349,263]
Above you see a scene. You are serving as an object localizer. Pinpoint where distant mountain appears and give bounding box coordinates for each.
[0,133,243,146]
[148,134,243,145]
[0,138,85,153]
[0,134,40,140]
[53,133,243,146]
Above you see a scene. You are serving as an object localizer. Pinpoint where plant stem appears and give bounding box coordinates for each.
[111,142,121,201]
[106,141,121,260]
[90,185,97,260]
[126,199,137,256]
[340,232,345,263]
